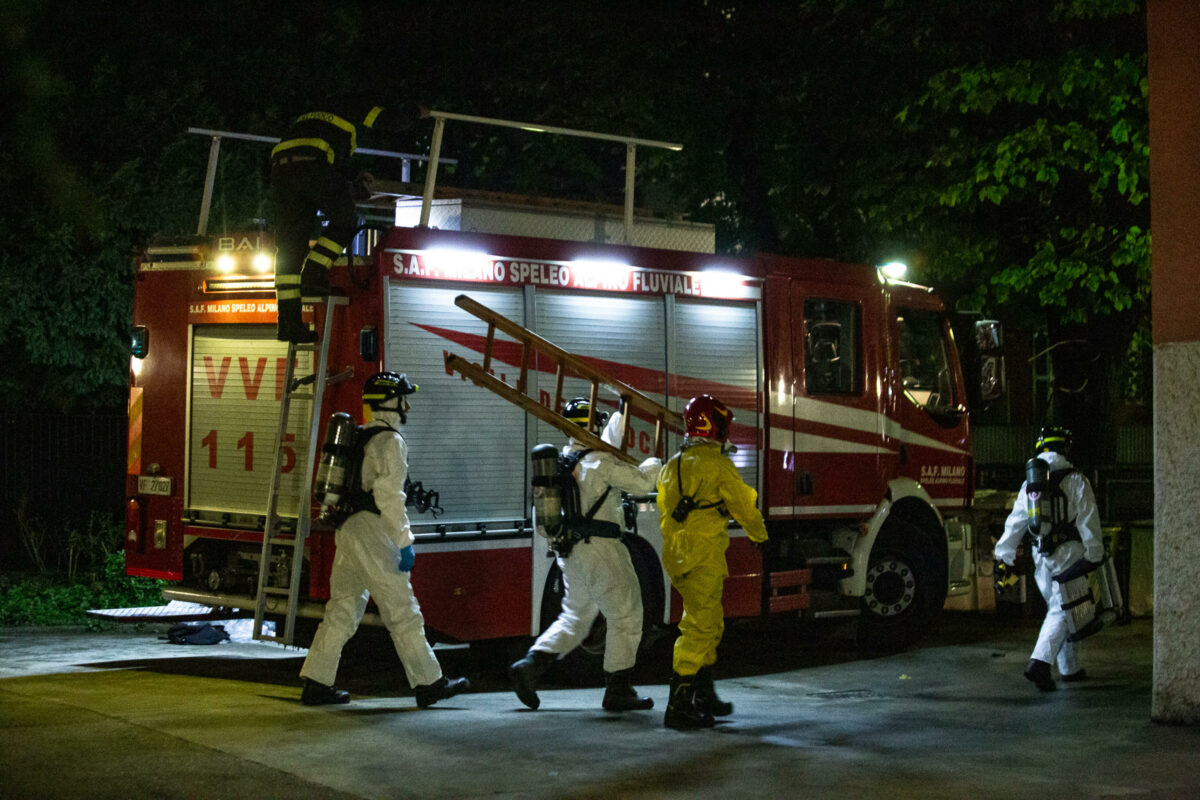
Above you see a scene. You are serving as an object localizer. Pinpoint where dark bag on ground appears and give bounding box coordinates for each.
[164,622,231,645]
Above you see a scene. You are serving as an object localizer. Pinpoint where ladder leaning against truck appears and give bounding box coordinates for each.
[123,112,1005,653]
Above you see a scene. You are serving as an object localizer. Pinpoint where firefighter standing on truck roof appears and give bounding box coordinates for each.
[510,398,662,712]
[271,101,425,343]
[993,425,1104,691]
[299,371,469,708]
[656,394,768,730]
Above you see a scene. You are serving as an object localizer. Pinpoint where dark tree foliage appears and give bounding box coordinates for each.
[0,0,1149,444]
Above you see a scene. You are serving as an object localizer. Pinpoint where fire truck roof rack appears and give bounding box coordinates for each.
[419,110,683,247]
[444,293,683,464]
[185,127,459,237]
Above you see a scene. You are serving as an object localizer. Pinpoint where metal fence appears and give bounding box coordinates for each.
[973,424,1154,522]
[971,424,1154,467]
[0,410,127,570]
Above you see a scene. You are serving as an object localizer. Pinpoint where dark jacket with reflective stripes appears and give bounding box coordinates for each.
[271,102,420,168]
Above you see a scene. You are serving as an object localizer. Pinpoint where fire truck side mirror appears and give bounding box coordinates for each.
[974,319,1002,352]
[974,320,1004,404]
[979,354,1005,403]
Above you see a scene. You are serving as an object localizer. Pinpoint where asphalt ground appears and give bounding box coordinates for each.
[1,612,1196,799]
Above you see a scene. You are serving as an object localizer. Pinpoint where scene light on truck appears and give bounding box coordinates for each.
[699,268,748,299]
[423,247,493,278]
[880,261,908,280]
[571,258,633,291]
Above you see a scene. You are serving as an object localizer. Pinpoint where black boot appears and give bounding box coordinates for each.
[1024,658,1056,692]
[414,675,470,708]
[602,669,654,712]
[663,672,714,730]
[301,678,350,706]
[276,299,317,344]
[299,262,331,298]
[694,666,733,717]
[509,649,557,710]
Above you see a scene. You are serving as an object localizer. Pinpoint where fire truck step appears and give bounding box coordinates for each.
[767,569,812,613]
[805,589,863,620]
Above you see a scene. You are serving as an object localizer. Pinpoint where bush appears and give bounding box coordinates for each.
[0,552,165,628]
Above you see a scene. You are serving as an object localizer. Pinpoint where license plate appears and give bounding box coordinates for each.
[138,475,174,496]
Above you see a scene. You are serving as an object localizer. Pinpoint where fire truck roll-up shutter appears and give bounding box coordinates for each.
[386,283,528,523]
[673,299,761,490]
[189,325,314,520]
[534,291,668,457]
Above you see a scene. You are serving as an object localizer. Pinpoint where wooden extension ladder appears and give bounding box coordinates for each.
[253,295,350,645]
[443,294,683,463]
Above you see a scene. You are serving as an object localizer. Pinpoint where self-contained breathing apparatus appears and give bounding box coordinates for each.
[1023,456,1124,641]
[314,415,442,527]
[1024,458,1082,555]
[530,443,622,557]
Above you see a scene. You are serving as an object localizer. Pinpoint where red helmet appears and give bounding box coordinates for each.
[684,395,732,441]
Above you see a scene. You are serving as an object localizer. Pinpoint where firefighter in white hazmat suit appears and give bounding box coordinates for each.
[300,372,469,707]
[993,426,1104,691]
[509,398,662,712]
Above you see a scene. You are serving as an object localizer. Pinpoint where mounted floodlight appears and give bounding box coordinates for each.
[215,253,235,273]
[699,269,746,299]
[880,261,908,280]
[571,259,631,273]
[423,248,495,281]
[252,251,273,273]
[571,259,633,292]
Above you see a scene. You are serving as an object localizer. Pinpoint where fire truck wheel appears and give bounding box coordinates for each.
[857,520,946,653]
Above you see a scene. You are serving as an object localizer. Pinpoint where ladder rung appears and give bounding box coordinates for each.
[256,293,342,647]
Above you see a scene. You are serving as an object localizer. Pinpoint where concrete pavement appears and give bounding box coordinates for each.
[1,614,1197,799]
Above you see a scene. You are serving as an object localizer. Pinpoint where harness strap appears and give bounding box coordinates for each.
[674,453,726,514]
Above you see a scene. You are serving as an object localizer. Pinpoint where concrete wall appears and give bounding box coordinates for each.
[1147,0,1200,724]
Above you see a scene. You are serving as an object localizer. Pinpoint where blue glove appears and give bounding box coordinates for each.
[398,545,415,573]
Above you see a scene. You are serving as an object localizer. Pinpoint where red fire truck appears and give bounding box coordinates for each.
[125,117,1001,651]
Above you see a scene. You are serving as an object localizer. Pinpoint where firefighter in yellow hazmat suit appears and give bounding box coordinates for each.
[656,394,768,730]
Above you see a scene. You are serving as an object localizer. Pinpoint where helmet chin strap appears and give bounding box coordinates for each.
[367,396,406,426]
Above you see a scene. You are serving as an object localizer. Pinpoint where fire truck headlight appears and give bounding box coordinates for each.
[252,251,273,273]
[216,254,236,273]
